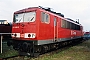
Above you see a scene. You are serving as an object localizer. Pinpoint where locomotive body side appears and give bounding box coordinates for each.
[12,7,83,45]
[33,9,83,45]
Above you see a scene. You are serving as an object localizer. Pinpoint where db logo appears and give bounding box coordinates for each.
[71,31,76,35]
[20,34,24,37]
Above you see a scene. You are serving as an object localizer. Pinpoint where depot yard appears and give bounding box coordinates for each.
[0,40,18,58]
[32,40,90,60]
[0,39,90,60]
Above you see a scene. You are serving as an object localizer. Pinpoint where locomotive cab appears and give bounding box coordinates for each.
[12,9,37,40]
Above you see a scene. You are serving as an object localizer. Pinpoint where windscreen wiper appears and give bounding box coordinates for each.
[29,17,34,22]
[19,18,22,22]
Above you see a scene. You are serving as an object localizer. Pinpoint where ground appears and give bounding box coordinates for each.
[0,39,90,60]
[32,40,90,60]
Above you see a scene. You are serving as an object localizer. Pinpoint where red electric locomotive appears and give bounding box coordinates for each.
[11,6,83,56]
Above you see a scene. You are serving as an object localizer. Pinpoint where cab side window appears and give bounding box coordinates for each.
[41,12,50,24]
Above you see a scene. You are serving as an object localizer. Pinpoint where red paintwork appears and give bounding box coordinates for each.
[0,24,12,33]
[12,7,83,41]
[0,23,12,38]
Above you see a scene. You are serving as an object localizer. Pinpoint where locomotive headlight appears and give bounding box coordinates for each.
[32,33,36,38]
[28,34,31,37]
[14,34,17,37]
[11,33,20,38]
[11,33,15,37]
[25,33,36,38]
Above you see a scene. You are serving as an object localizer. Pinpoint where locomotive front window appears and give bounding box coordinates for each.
[14,13,24,23]
[14,11,36,23]
[24,12,36,22]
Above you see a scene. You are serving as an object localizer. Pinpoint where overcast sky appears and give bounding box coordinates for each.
[0,0,90,31]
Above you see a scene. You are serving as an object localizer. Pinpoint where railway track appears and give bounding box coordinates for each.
[39,40,84,57]
[2,39,84,60]
[2,55,19,60]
